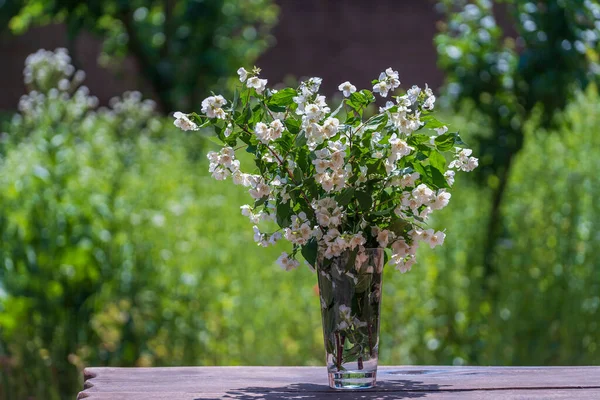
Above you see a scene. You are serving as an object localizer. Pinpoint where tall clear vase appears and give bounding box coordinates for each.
[316,248,384,389]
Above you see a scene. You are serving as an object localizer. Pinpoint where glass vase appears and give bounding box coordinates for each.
[316,248,384,389]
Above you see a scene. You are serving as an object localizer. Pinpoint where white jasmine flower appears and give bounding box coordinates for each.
[385,67,400,80]
[449,148,479,172]
[445,170,455,186]
[249,180,271,199]
[173,112,199,131]
[312,158,330,174]
[304,103,322,120]
[349,232,366,250]
[379,101,395,113]
[247,76,268,94]
[254,122,271,144]
[338,81,357,97]
[466,157,479,171]
[357,166,368,183]
[330,151,345,170]
[355,250,369,270]
[423,95,436,110]
[270,119,284,135]
[253,226,263,243]
[201,95,228,119]
[412,183,434,204]
[377,229,394,248]
[407,85,421,104]
[224,123,233,137]
[430,190,451,210]
[240,205,253,217]
[434,125,448,135]
[395,256,416,273]
[237,67,248,83]
[373,81,390,97]
[322,117,340,138]
[428,231,446,249]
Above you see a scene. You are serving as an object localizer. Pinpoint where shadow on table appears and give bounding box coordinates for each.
[200,379,444,399]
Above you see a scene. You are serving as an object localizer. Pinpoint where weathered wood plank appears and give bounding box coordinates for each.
[77,389,600,400]
[78,366,600,400]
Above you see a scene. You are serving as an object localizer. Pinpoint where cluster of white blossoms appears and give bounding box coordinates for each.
[254,119,284,144]
[238,67,268,94]
[206,147,240,181]
[383,133,415,174]
[322,229,368,260]
[373,68,401,97]
[283,212,316,246]
[449,148,479,172]
[276,252,301,271]
[174,66,480,275]
[312,197,344,228]
[394,183,452,221]
[201,95,227,120]
[253,225,282,248]
[173,112,199,131]
[312,142,351,193]
[387,96,424,136]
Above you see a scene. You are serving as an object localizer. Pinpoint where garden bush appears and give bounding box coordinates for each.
[0,50,598,399]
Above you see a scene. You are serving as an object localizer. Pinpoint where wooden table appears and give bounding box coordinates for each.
[78,366,600,399]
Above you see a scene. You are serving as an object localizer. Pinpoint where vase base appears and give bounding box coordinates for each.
[328,370,376,389]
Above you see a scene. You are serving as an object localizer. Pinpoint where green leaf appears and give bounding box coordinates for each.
[434,132,456,151]
[373,208,395,216]
[349,91,367,105]
[407,134,431,146]
[293,167,303,183]
[268,104,287,113]
[276,201,292,227]
[355,191,372,210]
[254,196,268,207]
[249,104,264,125]
[285,118,301,135]
[335,188,356,207]
[236,106,252,125]
[363,113,388,133]
[421,114,445,129]
[304,177,320,198]
[295,131,307,147]
[330,101,345,118]
[297,147,310,173]
[429,151,446,172]
[430,165,449,189]
[232,88,240,110]
[269,88,297,107]
[277,134,293,154]
[207,135,224,146]
[360,89,376,103]
[301,238,318,267]
[389,218,410,236]
[355,273,372,293]
[246,144,257,154]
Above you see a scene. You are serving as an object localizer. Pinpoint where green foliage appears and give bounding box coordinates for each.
[382,86,600,366]
[0,63,320,399]
[1,0,279,111]
[435,0,600,182]
[435,0,600,291]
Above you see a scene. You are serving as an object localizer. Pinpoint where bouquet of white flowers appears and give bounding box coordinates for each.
[174,66,477,273]
[173,67,477,388]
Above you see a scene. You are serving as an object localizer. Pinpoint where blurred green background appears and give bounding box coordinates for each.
[0,1,599,399]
